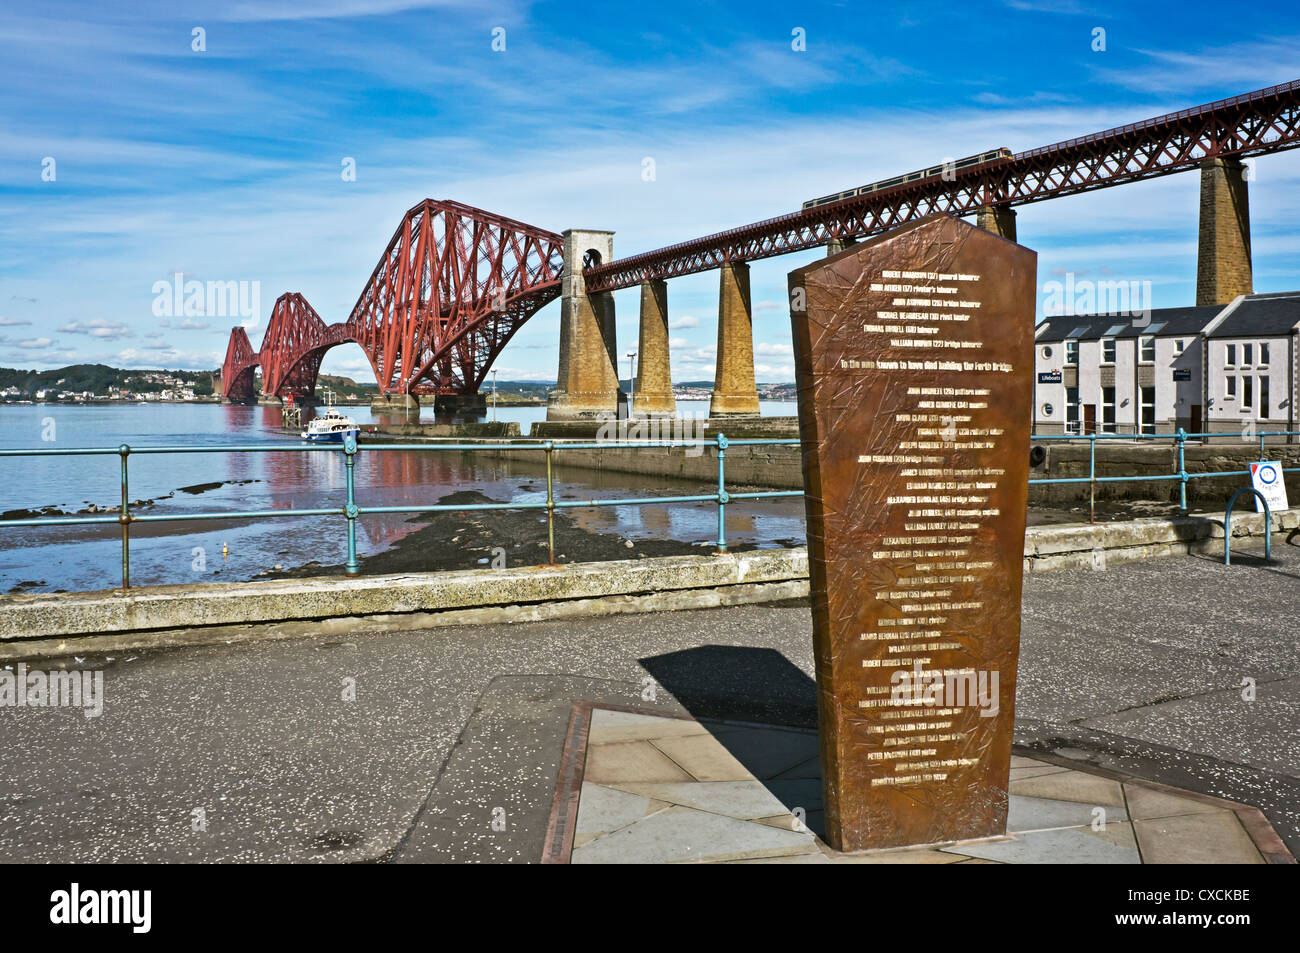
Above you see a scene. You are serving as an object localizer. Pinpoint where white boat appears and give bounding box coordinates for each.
[301,403,360,443]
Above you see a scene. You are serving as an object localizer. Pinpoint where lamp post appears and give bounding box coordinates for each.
[626,350,637,417]
[491,369,498,422]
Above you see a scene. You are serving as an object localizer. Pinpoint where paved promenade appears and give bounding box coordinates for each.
[0,540,1295,863]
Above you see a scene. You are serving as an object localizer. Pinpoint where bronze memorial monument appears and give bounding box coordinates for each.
[787,213,1036,852]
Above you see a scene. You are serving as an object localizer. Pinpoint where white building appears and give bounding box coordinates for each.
[1033,292,1300,439]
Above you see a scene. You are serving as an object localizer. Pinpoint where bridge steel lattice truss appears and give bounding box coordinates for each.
[222,199,564,399]
[224,80,1300,398]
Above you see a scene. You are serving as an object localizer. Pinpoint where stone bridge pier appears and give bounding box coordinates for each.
[1197,157,1252,306]
[709,260,760,417]
[548,229,620,420]
[634,278,676,416]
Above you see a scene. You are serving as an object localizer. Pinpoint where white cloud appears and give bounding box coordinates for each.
[58,319,132,339]
[668,315,701,329]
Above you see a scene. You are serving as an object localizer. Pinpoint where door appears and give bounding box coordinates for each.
[1083,405,1096,435]
[1190,405,1201,435]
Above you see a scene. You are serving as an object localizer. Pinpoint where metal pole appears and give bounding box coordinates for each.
[545,441,555,564]
[1176,428,1188,514]
[344,436,359,574]
[1089,433,1096,524]
[119,444,131,589]
[626,351,637,418]
[716,433,728,552]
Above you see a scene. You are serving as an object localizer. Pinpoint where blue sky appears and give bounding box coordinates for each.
[2,0,1299,384]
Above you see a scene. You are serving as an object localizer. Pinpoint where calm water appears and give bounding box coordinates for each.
[0,402,804,593]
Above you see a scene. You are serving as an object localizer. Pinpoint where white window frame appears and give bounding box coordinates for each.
[1139,336,1155,363]
[1140,385,1156,435]
[1225,343,1236,366]
[1101,338,1116,364]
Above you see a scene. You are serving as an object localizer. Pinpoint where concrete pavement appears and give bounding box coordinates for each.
[0,539,1295,862]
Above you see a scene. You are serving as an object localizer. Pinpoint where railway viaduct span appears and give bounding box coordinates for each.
[222,80,1300,418]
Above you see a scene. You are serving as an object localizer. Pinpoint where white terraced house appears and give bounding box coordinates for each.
[1032,291,1300,442]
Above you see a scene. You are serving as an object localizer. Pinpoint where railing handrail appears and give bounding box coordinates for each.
[1,427,1294,591]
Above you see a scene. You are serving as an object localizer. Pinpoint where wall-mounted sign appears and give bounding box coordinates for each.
[1037,370,1062,384]
[1173,368,1192,381]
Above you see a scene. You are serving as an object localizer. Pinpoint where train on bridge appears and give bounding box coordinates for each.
[802,148,1013,209]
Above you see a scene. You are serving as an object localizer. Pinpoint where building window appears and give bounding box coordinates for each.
[1174,339,1185,354]
[1226,343,1236,365]
[1042,402,1054,417]
[1242,376,1253,410]
[1139,336,1155,362]
[1226,376,1237,399]
[1042,345,1053,359]
[1140,386,1155,435]
[1243,343,1253,365]
[1065,386,1080,434]
[1102,386,1116,433]
[1260,376,1270,417]
[1260,343,1269,366]
[1101,338,1116,363]
[1065,339,1078,365]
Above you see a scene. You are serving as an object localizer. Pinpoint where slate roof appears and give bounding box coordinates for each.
[1035,305,1221,342]
[1207,291,1300,338]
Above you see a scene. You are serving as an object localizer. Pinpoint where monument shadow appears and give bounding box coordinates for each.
[638,645,827,836]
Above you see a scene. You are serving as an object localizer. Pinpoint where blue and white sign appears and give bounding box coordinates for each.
[1249,461,1289,513]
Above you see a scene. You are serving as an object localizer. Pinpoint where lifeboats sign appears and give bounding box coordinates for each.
[1249,461,1289,513]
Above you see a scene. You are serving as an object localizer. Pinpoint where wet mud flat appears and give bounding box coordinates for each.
[0,478,262,521]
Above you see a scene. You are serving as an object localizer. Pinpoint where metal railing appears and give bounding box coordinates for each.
[1028,429,1299,522]
[0,435,802,590]
[1,428,1294,592]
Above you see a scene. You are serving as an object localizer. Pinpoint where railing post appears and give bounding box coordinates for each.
[1088,433,1096,523]
[1176,428,1188,514]
[716,433,728,553]
[545,441,555,565]
[119,443,131,590]
[343,436,359,574]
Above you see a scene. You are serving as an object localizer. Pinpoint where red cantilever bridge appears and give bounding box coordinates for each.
[222,200,565,400]
[224,80,1300,401]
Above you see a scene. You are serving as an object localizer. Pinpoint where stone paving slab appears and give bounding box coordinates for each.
[556,706,1286,864]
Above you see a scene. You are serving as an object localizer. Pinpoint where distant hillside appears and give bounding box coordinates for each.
[0,363,216,397]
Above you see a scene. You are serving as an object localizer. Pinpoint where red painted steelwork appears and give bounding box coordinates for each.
[221,200,563,399]
[583,79,1300,292]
